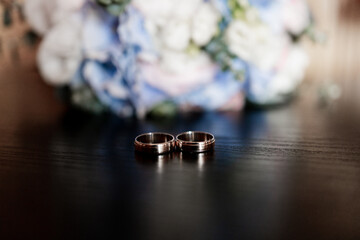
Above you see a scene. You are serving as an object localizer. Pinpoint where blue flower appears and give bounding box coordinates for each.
[244,64,292,105]
[212,0,232,30]
[249,0,273,8]
[117,5,156,56]
[70,3,139,116]
[175,68,245,110]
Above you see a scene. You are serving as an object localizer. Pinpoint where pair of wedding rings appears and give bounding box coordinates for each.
[134,131,215,155]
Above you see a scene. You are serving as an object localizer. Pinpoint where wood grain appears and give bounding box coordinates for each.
[1,58,360,240]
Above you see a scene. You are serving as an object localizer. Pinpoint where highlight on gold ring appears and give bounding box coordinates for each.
[134,132,175,155]
[176,131,215,153]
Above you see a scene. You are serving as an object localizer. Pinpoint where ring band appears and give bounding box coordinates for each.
[134,132,175,154]
[176,131,215,153]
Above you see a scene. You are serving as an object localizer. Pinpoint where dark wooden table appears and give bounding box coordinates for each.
[1,66,360,240]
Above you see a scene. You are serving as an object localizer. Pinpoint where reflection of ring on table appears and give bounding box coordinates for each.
[134,132,175,155]
[176,131,215,153]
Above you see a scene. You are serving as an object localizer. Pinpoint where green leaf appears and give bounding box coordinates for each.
[147,101,177,119]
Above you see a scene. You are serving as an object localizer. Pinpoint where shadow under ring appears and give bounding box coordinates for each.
[134,132,175,155]
[176,131,215,153]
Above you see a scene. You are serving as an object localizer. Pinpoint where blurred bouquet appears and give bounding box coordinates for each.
[24,0,312,117]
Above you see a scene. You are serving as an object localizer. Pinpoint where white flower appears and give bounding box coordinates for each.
[37,4,122,86]
[37,15,83,85]
[133,0,202,26]
[133,0,220,55]
[272,45,309,95]
[191,2,220,46]
[174,0,202,20]
[132,0,173,27]
[226,21,253,61]
[247,45,309,104]
[127,1,223,100]
[281,0,311,35]
[226,20,284,71]
[245,7,260,23]
[140,50,216,96]
[24,0,85,35]
[160,49,211,73]
[256,0,310,36]
[24,0,52,35]
[161,20,191,51]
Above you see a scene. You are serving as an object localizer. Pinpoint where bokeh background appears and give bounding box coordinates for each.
[1,2,360,239]
[0,0,360,112]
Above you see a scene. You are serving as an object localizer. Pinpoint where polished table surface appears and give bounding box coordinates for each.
[1,66,360,240]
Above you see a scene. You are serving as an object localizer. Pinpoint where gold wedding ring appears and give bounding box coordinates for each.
[134,132,175,154]
[176,131,215,153]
